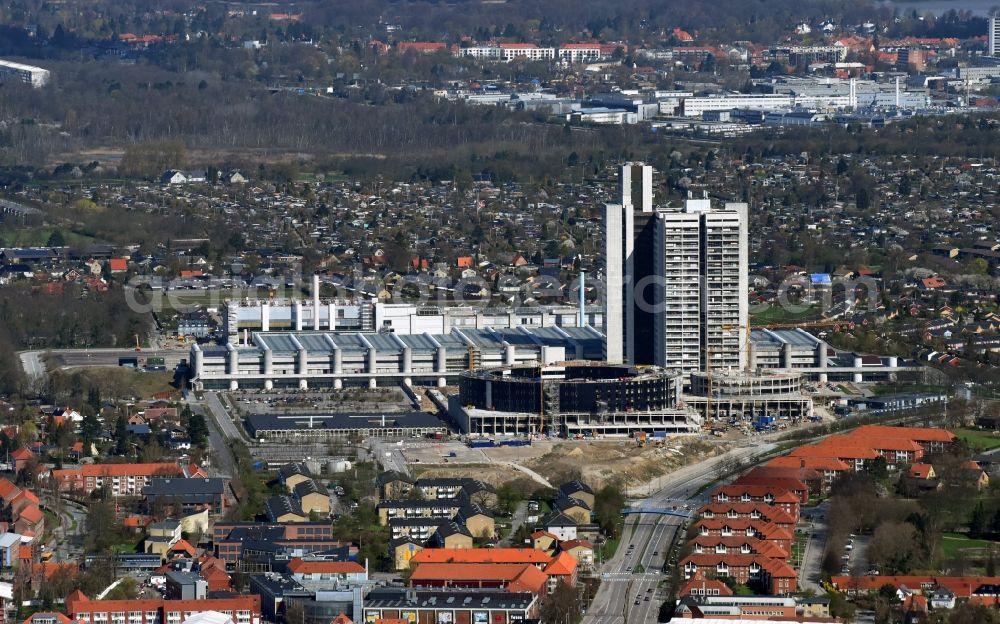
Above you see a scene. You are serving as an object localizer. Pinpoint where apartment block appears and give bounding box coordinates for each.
[605,163,748,372]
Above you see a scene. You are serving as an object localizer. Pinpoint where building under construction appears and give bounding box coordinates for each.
[450,362,702,437]
[685,370,812,425]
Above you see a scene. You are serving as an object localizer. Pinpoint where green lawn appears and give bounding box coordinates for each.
[2,227,97,248]
[601,534,621,562]
[952,428,1000,451]
[750,303,822,326]
[50,367,177,400]
[940,532,999,558]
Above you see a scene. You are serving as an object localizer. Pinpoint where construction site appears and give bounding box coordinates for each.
[449,362,703,438]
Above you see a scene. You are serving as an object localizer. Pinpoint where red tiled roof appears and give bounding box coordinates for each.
[766,455,852,472]
[507,564,548,594]
[839,436,923,452]
[410,548,552,565]
[849,425,955,443]
[790,443,879,460]
[19,504,42,524]
[733,476,809,492]
[169,539,197,557]
[693,518,794,541]
[0,479,21,502]
[696,502,797,524]
[411,562,538,583]
[689,536,788,558]
[544,551,578,576]
[23,613,72,624]
[679,571,733,597]
[397,42,446,51]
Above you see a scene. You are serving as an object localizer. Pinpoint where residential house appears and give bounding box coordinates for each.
[680,553,798,594]
[50,463,197,497]
[143,478,227,516]
[278,463,314,493]
[541,512,578,541]
[429,522,473,549]
[552,496,591,524]
[559,540,594,571]
[557,481,595,509]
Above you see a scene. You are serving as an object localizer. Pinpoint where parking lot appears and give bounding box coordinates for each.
[227,388,414,415]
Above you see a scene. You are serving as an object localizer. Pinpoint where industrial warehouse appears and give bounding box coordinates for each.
[188,325,605,390]
[449,363,702,437]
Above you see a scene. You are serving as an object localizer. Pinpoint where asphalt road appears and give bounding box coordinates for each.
[18,351,45,381]
[204,392,244,440]
[798,502,828,592]
[582,442,778,624]
[189,394,238,478]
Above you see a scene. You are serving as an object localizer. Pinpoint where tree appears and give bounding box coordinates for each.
[898,174,912,196]
[856,186,871,210]
[114,413,130,455]
[80,411,101,454]
[869,521,923,574]
[186,412,209,448]
[15,421,37,447]
[105,577,139,600]
[969,258,989,276]
[970,500,989,539]
[593,484,625,537]
[496,482,524,515]
[47,230,66,247]
[84,499,122,553]
[539,581,580,624]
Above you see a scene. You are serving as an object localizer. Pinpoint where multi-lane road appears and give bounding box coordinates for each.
[582,441,778,624]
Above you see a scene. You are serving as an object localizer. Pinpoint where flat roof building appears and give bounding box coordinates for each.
[190,326,605,391]
[0,59,49,87]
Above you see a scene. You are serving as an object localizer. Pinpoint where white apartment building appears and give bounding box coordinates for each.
[499,44,555,61]
[605,164,748,373]
[681,94,794,116]
[455,44,556,62]
[653,210,703,373]
[0,59,49,87]
[457,46,503,60]
[604,162,654,364]
[559,45,602,63]
[990,17,1000,57]
[652,201,748,374]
